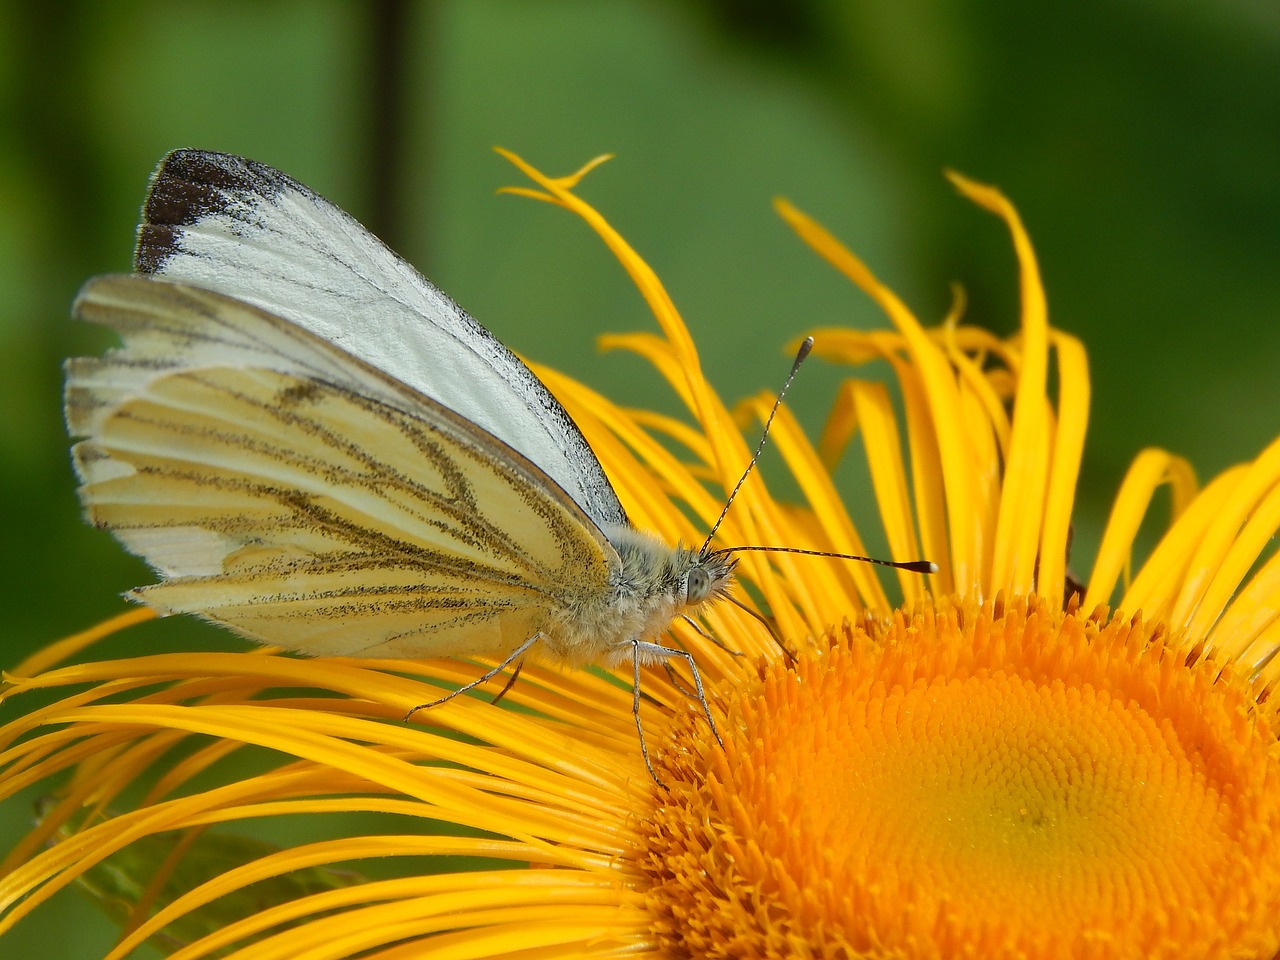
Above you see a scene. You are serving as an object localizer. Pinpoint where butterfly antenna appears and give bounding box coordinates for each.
[723,544,936,574]
[701,336,814,552]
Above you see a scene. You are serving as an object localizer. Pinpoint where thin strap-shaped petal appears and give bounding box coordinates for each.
[2,771,290,931]
[1121,469,1241,625]
[777,197,981,591]
[594,333,778,551]
[531,364,718,534]
[223,902,642,960]
[497,150,751,506]
[80,706,628,844]
[1166,436,1280,634]
[5,608,156,678]
[1037,331,1090,605]
[1191,482,1280,651]
[737,397,889,617]
[598,332,699,411]
[850,381,932,604]
[941,322,1010,457]
[1207,548,1280,681]
[106,849,594,960]
[803,329,910,369]
[950,368,1001,587]
[807,343,955,595]
[496,153,692,364]
[1086,449,1200,611]
[817,379,860,473]
[895,362,955,597]
[947,172,1051,596]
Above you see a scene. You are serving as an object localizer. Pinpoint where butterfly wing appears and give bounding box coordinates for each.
[132,149,628,533]
[66,275,617,659]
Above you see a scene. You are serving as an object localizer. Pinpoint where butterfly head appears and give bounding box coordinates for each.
[684,546,737,609]
[594,525,736,639]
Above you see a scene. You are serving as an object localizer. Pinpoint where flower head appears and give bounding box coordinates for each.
[2,153,1279,959]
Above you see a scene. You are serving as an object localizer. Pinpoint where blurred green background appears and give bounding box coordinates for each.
[1,1,1277,955]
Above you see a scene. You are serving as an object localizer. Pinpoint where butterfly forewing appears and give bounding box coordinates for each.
[66,269,420,434]
[68,275,616,659]
[132,149,628,533]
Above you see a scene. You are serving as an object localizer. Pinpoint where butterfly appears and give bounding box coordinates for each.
[65,150,738,777]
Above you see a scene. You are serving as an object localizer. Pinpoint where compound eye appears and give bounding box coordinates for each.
[686,567,713,604]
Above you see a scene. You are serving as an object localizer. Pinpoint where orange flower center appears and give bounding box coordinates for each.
[640,598,1280,959]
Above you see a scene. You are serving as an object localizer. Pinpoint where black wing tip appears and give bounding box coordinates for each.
[133,149,301,274]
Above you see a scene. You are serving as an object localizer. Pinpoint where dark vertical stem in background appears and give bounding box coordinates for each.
[8,1,119,636]
[366,0,422,262]
[13,0,112,274]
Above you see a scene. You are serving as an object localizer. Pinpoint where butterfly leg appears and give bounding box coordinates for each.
[488,659,525,706]
[661,659,696,699]
[725,595,796,664]
[632,648,666,788]
[403,633,542,721]
[681,614,744,658]
[632,639,725,786]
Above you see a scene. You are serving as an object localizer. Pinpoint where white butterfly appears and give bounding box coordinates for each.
[66,150,736,770]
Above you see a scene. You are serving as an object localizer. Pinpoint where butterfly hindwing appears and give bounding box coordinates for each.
[67,275,616,659]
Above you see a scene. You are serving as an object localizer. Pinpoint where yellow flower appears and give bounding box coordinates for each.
[3,152,1279,959]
